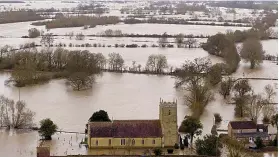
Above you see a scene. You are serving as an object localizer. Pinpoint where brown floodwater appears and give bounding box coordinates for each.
[0,58,277,157]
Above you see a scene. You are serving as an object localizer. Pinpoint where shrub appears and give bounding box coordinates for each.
[255,137,264,149]
[180,144,185,150]
[126,44,138,48]
[167,44,174,48]
[76,32,85,40]
[174,143,179,149]
[141,44,148,48]
[153,148,162,156]
[214,113,222,123]
[167,149,174,154]
[28,28,40,38]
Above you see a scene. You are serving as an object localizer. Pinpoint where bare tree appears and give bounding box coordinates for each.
[158,32,168,47]
[233,79,251,97]
[219,77,234,99]
[262,84,277,123]
[66,32,74,39]
[95,53,106,69]
[104,29,113,36]
[53,47,68,70]
[145,54,168,73]
[185,38,197,48]
[67,72,94,91]
[108,52,124,70]
[0,45,12,60]
[175,57,211,88]
[41,33,54,47]
[246,94,263,123]
[0,95,35,129]
[175,33,184,48]
[240,38,265,69]
[175,58,212,118]
[75,32,85,40]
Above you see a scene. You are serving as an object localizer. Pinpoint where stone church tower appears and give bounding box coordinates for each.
[159,98,178,147]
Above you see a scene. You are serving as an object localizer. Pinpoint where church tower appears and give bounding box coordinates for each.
[159,98,178,147]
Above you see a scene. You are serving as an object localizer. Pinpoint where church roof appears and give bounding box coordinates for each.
[229,121,257,129]
[89,120,163,138]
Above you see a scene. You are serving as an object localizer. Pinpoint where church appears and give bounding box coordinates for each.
[87,99,178,149]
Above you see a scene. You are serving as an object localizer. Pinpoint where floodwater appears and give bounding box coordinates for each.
[0,1,277,156]
[0,20,252,38]
[0,59,277,157]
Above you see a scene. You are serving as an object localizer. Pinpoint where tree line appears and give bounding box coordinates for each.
[0,10,44,24]
[31,15,120,29]
[123,17,251,27]
[206,1,278,10]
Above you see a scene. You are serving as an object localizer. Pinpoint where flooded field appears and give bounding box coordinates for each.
[0,59,277,157]
[0,0,277,157]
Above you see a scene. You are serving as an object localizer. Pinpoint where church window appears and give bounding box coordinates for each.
[142,139,145,145]
[168,110,171,115]
[132,139,135,145]
[121,139,126,145]
[109,139,111,145]
[152,139,155,144]
[96,140,98,146]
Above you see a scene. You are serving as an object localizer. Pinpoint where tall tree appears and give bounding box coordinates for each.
[175,58,212,118]
[271,114,278,133]
[207,63,222,85]
[0,95,35,129]
[184,38,197,48]
[246,94,264,122]
[158,32,168,47]
[233,79,252,97]
[145,54,168,73]
[240,38,265,69]
[262,84,276,123]
[175,33,184,48]
[108,52,124,70]
[219,77,234,99]
[65,50,101,90]
[179,116,203,147]
[233,79,252,118]
[41,33,54,47]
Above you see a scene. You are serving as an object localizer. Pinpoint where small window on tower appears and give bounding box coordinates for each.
[168,110,171,115]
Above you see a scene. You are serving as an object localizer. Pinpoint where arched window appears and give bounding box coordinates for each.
[152,139,156,144]
[132,139,135,145]
[96,140,98,146]
[109,139,112,145]
[168,110,171,115]
[142,139,145,145]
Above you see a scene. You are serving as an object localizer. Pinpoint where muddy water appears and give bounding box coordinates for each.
[0,58,277,157]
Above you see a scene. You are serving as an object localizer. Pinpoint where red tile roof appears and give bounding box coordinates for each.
[89,120,163,138]
[229,121,257,129]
